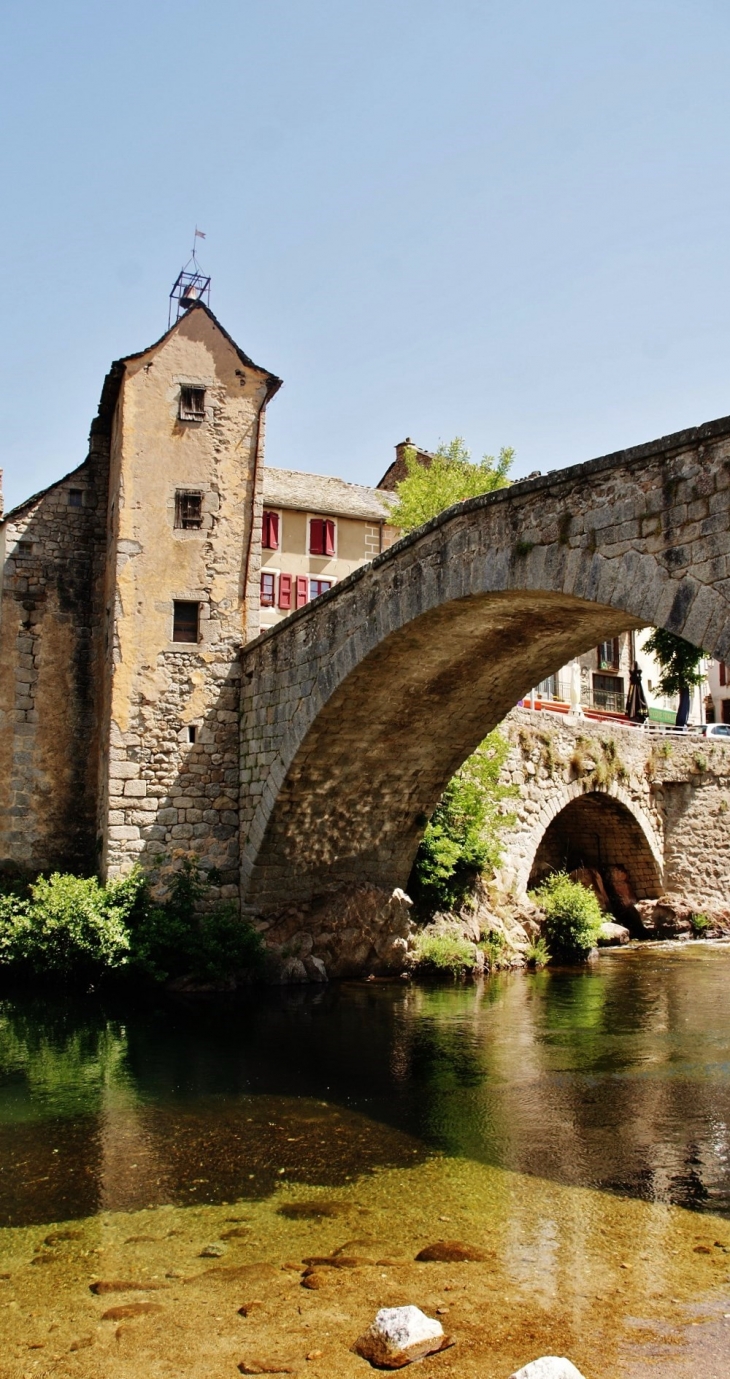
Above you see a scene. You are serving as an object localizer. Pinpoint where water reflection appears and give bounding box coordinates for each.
[2,945,730,1226]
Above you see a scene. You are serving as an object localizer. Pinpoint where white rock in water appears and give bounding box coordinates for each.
[354,1305,449,1368]
[509,1358,586,1379]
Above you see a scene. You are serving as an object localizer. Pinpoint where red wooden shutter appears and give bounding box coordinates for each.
[309,519,324,554]
[324,519,335,556]
[721,662,727,687]
[279,573,292,609]
[262,510,279,549]
[295,576,309,609]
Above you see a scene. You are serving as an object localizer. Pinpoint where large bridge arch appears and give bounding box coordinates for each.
[240,419,730,912]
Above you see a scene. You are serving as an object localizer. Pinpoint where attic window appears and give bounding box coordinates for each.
[179,386,206,422]
[69,489,83,508]
[175,491,203,529]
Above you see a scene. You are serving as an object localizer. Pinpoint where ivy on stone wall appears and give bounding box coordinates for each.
[410,730,517,911]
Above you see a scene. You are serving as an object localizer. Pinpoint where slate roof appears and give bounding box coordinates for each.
[263,467,397,522]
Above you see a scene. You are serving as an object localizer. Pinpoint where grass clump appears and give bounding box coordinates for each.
[414,932,476,975]
[525,937,551,968]
[478,928,507,969]
[690,912,710,936]
[529,872,603,962]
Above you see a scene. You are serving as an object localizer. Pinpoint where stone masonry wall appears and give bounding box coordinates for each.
[496,707,730,905]
[0,440,109,873]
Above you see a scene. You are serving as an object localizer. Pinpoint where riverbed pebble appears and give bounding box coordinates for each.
[354,1304,452,1368]
[238,1359,298,1374]
[508,1359,586,1379]
[415,1239,489,1262]
[89,1280,168,1294]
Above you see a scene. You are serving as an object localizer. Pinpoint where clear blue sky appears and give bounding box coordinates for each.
[2,0,730,511]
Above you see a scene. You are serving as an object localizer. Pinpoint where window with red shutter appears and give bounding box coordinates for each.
[310,579,333,600]
[279,573,292,610]
[309,519,325,555]
[262,510,279,550]
[260,572,276,607]
[324,519,335,556]
[295,576,309,609]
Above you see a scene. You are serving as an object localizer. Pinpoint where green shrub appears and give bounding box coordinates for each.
[690,912,710,936]
[530,873,603,962]
[0,860,264,987]
[0,871,144,978]
[127,859,264,983]
[414,932,476,975]
[412,731,517,911]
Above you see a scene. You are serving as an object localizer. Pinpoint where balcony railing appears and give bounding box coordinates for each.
[588,687,625,714]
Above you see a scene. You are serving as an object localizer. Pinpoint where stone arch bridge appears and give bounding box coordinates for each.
[240,418,730,915]
[496,707,730,910]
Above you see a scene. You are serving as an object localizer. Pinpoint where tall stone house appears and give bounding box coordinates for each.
[0,304,396,885]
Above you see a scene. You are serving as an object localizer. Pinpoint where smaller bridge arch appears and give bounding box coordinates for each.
[518,781,664,900]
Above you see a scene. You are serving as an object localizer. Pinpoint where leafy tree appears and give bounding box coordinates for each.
[411,730,517,911]
[390,438,514,533]
[642,628,706,725]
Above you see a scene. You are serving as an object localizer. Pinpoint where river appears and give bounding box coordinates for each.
[1,944,730,1378]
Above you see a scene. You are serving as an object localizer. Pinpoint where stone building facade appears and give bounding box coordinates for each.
[0,304,399,894]
[259,469,397,632]
[0,304,281,887]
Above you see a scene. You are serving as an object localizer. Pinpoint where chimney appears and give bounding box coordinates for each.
[376,438,434,491]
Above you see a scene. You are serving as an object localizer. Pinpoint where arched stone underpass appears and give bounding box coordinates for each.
[527,790,663,902]
[240,417,730,912]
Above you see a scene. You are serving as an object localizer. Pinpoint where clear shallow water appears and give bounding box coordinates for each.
[2,944,730,1225]
[2,945,730,1379]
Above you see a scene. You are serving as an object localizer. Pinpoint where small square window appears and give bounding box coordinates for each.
[69,489,83,508]
[173,600,199,643]
[175,491,203,529]
[260,572,276,607]
[310,578,333,600]
[179,386,206,422]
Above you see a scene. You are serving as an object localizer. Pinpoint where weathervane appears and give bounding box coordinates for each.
[169,228,211,326]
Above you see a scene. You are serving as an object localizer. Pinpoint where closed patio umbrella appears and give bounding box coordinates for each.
[625,661,649,722]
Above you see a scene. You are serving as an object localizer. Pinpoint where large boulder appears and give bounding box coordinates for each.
[508,1359,586,1379]
[633,894,693,938]
[259,885,415,980]
[603,864,637,915]
[569,867,610,911]
[354,1305,452,1368]
[597,920,631,947]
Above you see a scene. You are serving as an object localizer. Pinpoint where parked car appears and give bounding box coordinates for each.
[697,723,730,739]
